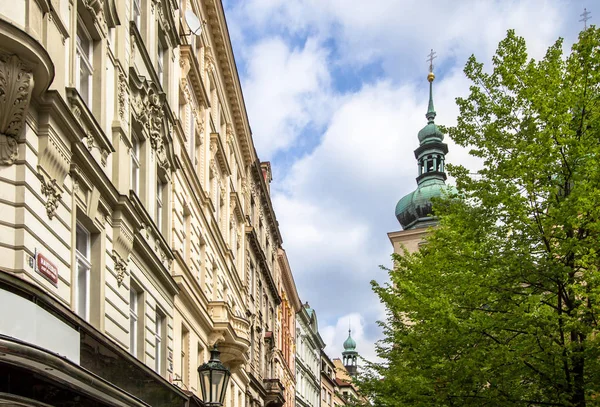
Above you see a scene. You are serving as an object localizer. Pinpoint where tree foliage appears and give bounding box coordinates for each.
[360,27,600,406]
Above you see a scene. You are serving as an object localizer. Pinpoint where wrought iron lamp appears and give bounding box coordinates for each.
[198,344,231,406]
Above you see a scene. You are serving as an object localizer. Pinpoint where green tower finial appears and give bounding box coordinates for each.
[426,49,437,123]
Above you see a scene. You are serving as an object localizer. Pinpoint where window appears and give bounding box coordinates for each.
[129,287,142,356]
[75,17,93,105]
[131,135,141,195]
[155,309,164,373]
[156,180,165,233]
[249,262,255,297]
[132,0,141,28]
[181,325,189,385]
[197,343,204,391]
[183,211,190,260]
[157,39,165,87]
[75,223,91,320]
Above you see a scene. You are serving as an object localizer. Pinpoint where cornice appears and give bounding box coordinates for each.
[202,0,253,166]
[179,44,210,108]
[251,160,282,245]
[246,226,280,305]
[277,248,301,311]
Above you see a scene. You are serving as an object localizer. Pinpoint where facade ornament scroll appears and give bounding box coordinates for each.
[195,112,205,143]
[0,54,34,165]
[111,250,129,287]
[82,0,108,36]
[135,87,169,170]
[209,158,218,176]
[118,71,127,120]
[226,123,234,146]
[219,181,226,201]
[39,178,62,219]
[204,46,216,74]
[209,137,218,158]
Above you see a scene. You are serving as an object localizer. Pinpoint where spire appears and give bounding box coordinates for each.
[395,48,452,230]
[426,49,437,123]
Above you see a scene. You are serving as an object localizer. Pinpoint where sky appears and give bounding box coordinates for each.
[221,0,594,363]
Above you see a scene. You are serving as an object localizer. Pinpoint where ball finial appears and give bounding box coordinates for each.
[427,71,435,82]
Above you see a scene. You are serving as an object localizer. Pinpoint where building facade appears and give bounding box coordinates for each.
[278,248,302,407]
[296,303,325,407]
[0,0,291,406]
[321,351,339,407]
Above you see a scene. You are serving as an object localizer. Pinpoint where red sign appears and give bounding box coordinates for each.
[36,252,58,286]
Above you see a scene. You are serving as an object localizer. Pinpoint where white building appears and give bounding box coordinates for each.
[296,303,325,407]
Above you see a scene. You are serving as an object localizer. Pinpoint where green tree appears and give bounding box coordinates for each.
[360,27,600,407]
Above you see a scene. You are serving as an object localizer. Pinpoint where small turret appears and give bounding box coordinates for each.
[342,329,358,377]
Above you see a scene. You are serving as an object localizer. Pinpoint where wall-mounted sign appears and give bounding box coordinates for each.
[35,250,58,286]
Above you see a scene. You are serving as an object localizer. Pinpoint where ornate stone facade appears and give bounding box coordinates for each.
[0,0,303,406]
[0,54,33,165]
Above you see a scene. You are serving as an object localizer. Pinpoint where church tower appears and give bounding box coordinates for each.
[342,329,358,377]
[395,50,450,230]
[389,50,454,254]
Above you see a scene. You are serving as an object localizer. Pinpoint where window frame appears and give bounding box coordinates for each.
[129,286,142,356]
[131,135,141,195]
[132,0,141,29]
[155,308,165,374]
[75,222,91,321]
[75,16,94,106]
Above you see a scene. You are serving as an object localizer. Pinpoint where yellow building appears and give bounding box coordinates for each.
[321,351,339,407]
[0,0,290,405]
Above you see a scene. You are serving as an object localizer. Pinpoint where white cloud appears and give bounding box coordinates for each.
[229,0,569,79]
[224,0,587,367]
[242,37,333,158]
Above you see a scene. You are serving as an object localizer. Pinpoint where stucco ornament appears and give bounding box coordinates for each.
[40,178,62,219]
[0,54,34,165]
[138,88,169,170]
[111,250,129,287]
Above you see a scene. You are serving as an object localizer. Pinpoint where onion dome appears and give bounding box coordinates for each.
[395,56,452,230]
[343,330,356,351]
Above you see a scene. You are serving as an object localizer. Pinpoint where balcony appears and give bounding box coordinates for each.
[263,378,285,407]
[208,301,250,370]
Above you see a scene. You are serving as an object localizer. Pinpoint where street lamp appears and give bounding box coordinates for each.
[198,343,231,407]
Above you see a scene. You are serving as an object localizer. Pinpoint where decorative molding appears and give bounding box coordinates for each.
[226,123,234,145]
[130,73,170,171]
[111,250,129,287]
[82,0,108,37]
[0,54,34,165]
[118,71,127,120]
[204,46,216,74]
[112,214,134,266]
[39,177,62,219]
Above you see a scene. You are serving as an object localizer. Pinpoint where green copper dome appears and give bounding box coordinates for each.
[395,180,454,229]
[418,122,444,143]
[343,330,356,351]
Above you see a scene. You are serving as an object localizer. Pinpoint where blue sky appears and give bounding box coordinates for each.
[222,0,594,362]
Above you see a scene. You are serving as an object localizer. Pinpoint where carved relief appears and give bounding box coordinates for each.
[82,0,108,36]
[111,250,129,287]
[0,54,34,165]
[118,71,127,120]
[40,177,62,219]
[133,86,169,170]
[204,47,216,73]
[226,123,234,145]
